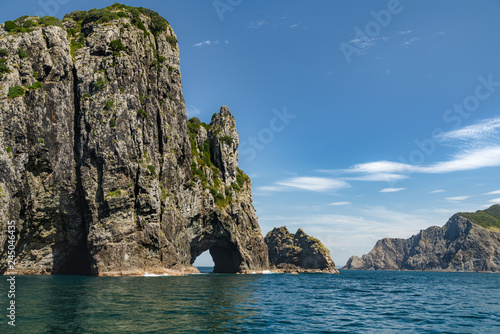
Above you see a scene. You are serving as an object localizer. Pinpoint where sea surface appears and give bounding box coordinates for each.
[1,268,499,333]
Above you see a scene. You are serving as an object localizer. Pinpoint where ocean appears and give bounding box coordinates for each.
[1,269,499,333]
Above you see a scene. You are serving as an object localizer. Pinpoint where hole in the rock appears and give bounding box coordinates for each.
[191,240,243,274]
[193,250,215,273]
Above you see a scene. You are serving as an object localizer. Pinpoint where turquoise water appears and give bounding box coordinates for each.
[1,269,499,333]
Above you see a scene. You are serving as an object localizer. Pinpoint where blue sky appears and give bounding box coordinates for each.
[3,0,500,266]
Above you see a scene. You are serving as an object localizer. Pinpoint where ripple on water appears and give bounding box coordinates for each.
[2,271,499,333]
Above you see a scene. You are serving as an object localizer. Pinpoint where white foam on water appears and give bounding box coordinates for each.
[143,272,169,277]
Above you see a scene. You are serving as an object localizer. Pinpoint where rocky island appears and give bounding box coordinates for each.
[0,4,334,276]
[265,227,338,273]
[344,205,500,272]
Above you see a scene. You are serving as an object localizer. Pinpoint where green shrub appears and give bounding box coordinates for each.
[220,135,233,145]
[14,16,29,25]
[17,48,28,59]
[109,118,116,128]
[106,189,122,198]
[166,35,178,48]
[70,38,85,59]
[0,60,11,79]
[0,49,8,58]
[109,39,126,52]
[64,10,88,22]
[147,164,156,176]
[104,99,114,110]
[236,168,249,188]
[23,20,36,28]
[82,8,120,26]
[128,8,148,34]
[4,20,33,34]
[8,86,24,98]
[93,78,107,90]
[4,21,18,32]
[137,109,147,119]
[27,81,43,90]
[6,147,12,153]
[168,93,174,100]
[38,16,63,28]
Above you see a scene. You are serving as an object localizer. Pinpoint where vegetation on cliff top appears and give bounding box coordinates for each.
[63,3,173,40]
[458,204,500,232]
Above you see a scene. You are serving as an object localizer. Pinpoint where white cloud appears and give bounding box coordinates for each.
[186,105,201,118]
[397,30,413,35]
[445,196,470,201]
[193,40,228,48]
[488,197,500,204]
[437,117,500,142]
[276,177,350,192]
[380,188,405,193]
[345,173,409,182]
[193,40,211,47]
[430,189,446,193]
[287,23,299,29]
[346,161,416,174]
[329,202,351,206]
[420,147,500,173]
[343,146,500,177]
[255,186,285,193]
[484,190,500,195]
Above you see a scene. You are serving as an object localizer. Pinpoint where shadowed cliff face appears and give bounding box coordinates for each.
[0,6,268,275]
[345,214,500,272]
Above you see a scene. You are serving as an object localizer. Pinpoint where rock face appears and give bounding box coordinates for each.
[344,213,500,272]
[0,5,268,275]
[264,227,338,273]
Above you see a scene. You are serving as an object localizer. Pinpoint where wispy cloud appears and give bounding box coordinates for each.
[329,201,351,206]
[446,196,470,201]
[276,177,350,192]
[248,20,268,29]
[397,30,413,35]
[437,117,500,143]
[340,146,500,179]
[488,197,500,204]
[193,40,229,47]
[323,117,500,185]
[380,188,405,193]
[186,105,201,118]
[345,173,409,182]
[258,177,350,193]
[287,23,300,29]
[401,37,421,47]
[484,190,500,195]
[430,189,446,194]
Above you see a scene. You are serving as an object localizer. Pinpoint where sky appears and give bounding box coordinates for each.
[2,0,500,266]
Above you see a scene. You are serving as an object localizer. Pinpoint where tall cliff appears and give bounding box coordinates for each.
[0,5,268,275]
[345,205,500,272]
